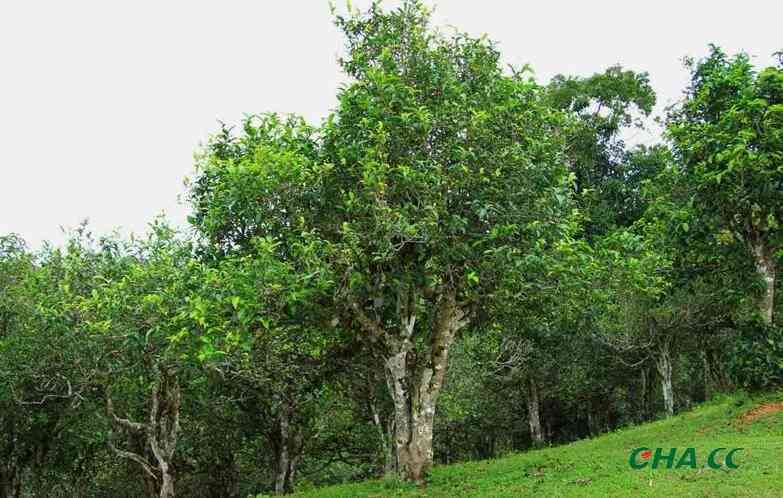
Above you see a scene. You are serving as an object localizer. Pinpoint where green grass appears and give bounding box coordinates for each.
[290,392,783,497]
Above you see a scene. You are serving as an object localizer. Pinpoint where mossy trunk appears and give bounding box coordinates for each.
[107,365,181,498]
[384,291,466,484]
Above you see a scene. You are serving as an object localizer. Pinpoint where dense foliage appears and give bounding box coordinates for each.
[1,3,781,497]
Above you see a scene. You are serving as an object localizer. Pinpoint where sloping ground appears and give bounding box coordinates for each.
[287,392,783,498]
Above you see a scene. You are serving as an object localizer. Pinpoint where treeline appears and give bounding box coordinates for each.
[1,2,781,497]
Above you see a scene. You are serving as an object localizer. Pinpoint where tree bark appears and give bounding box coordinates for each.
[369,400,395,476]
[698,350,709,403]
[586,409,595,437]
[274,406,290,495]
[639,367,649,421]
[381,289,467,484]
[0,464,21,498]
[107,365,181,498]
[273,402,301,495]
[526,376,544,447]
[151,369,179,498]
[656,341,674,417]
[750,240,776,325]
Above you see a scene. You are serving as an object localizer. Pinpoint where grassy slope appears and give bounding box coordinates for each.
[291,392,783,498]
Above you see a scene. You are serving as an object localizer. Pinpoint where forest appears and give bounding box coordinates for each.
[1,2,782,497]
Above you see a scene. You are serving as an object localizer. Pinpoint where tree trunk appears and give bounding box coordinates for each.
[639,367,649,421]
[273,402,300,495]
[369,400,395,476]
[383,290,466,484]
[751,239,776,325]
[586,409,595,437]
[274,453,298,495]
[107,365,181,498]
[698,350,709,403]
[708,348,733,392]
[526,376,544,447]
[274,407,290,495]
[132,431,158,498]
[158,469,175,498]
[656,342,674,417]
[148,367,180,498]
[0,464,21,498]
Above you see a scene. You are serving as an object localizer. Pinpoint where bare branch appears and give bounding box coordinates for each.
[107,394,146,434]
[349,300,385,341]
[107,439,158,482]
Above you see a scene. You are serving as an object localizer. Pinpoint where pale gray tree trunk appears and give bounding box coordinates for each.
[274,408,290,496]
[656,340,674,417]
[273,402,301,495]
[147,367,180,498]
[274,449,298,495]
[155,378,178,497]
[640,367,649,420]
[751,240,776,325]
[374,289,467,484]
[700,350,710,402]
[369,400,395,476]
[526,376,544,447]
[586,410,595,437]
[107,365,181,498]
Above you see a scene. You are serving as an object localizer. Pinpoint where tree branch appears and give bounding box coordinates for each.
[106,393,146,434]
[107,439,158,482]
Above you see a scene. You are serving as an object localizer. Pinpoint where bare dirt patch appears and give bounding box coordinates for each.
[737,402,783,424]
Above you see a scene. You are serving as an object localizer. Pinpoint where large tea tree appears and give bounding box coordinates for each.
[194,236,341,495]
[547,66,656,236]
[82,224,205,498]
[325,2,570,482]
[189,1,571,483]
[667,46,783,324]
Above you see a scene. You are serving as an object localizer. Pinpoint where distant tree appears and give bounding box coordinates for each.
[547,65,656,236]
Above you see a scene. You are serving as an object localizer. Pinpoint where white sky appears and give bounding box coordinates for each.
[1,1,780,248]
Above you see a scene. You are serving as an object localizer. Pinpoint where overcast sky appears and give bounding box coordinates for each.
[1,1,780,248]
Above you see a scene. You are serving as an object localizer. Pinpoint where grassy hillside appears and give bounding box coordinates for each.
[285,392,783,497]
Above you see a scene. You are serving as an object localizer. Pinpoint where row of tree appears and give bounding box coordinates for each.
[1,2,781,496]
